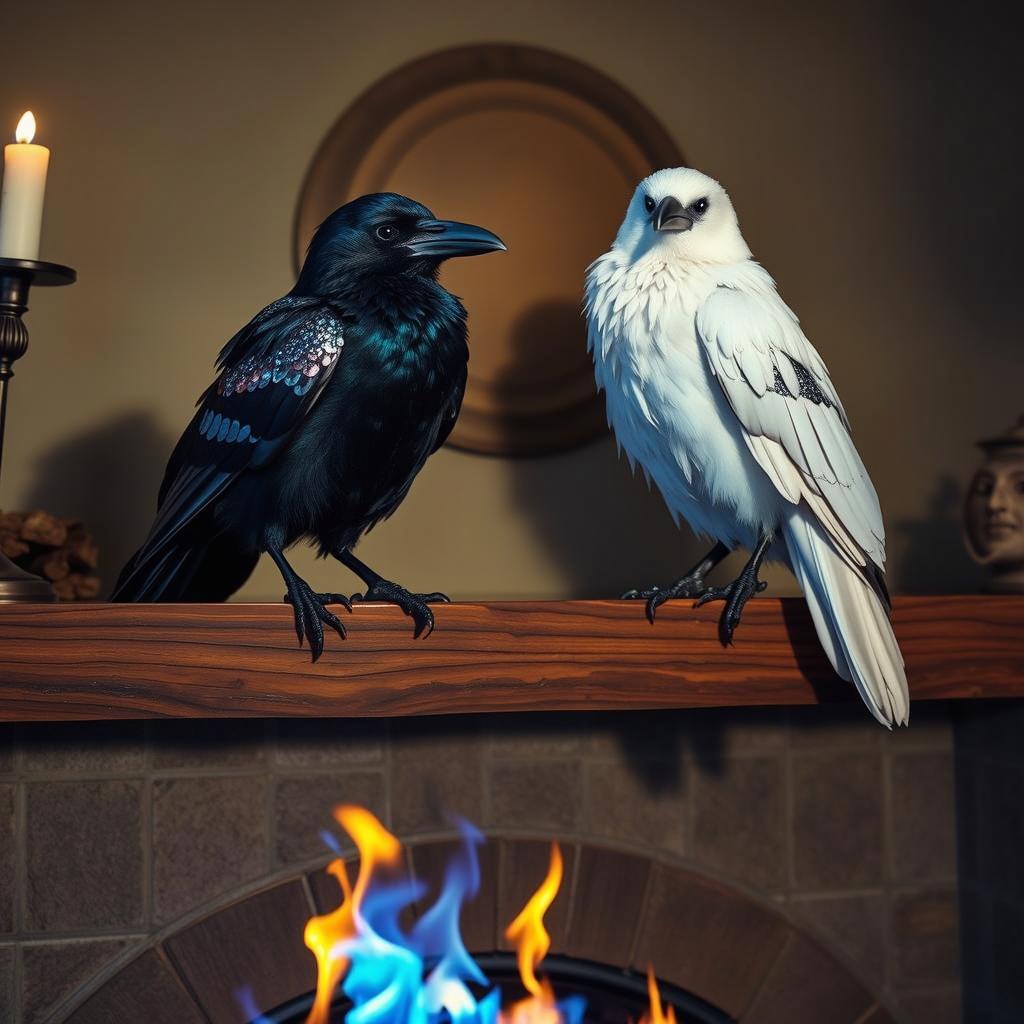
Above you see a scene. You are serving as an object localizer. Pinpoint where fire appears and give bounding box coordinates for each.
[15,111,36,144]
[258,806,677,1024]
[304,805,402,1024]
[500,977,563,1024]
[304,859,353,1024]
[505,843,562,997]
[500,843,564,1022]
[640,966,677,1024]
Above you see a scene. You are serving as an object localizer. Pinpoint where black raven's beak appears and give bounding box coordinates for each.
[406,220,507,258]
[651,196,693,233]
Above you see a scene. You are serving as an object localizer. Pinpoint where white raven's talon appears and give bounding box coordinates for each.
[695,574,764,646]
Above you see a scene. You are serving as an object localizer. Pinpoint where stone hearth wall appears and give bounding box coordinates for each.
[0,705,958,1023]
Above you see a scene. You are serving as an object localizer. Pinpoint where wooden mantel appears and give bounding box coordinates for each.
[0,595,1021,721]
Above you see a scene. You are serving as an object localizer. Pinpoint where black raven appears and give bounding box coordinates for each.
[112,193,505,658]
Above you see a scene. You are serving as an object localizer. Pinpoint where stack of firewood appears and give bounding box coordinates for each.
[0,509,101,599]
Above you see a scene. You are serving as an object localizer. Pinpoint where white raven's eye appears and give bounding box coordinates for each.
[643,195,656,213]
[692,197,709,214]
[376,223,399,241]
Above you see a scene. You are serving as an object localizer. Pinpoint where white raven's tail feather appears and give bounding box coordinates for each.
[782,508,909,728]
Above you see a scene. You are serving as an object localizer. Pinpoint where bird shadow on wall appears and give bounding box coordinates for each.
[895,474,981,593]
[24,410,174,598]
[491,299,735,790]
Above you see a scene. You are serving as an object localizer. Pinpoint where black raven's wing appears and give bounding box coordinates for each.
[119,296,345,591]
[431,365,467,455]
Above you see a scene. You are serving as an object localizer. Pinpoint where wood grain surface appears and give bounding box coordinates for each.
[0,596,1020,721]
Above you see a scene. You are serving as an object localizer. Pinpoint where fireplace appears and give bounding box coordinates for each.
[0,703,965,1023]
[49,829,888,1024]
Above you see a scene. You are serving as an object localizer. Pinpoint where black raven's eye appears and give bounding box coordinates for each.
[643,195,656,213]
[375,223,399,241]
[692,197,709,214]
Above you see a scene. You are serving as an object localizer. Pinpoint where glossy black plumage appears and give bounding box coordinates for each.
[112,193,504,657]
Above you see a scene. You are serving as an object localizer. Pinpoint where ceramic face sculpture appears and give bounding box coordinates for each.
[965,416,1024,593]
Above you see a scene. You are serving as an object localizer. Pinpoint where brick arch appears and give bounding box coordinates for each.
[58,835,896,1024]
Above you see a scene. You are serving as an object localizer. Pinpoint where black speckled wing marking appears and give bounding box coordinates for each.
[767,353,834,409]
[146,297,345,553]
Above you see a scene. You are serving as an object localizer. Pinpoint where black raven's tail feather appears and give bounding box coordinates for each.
[111,541,205,602]
[111,530,258,603]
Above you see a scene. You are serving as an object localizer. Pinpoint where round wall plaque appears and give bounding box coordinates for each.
[295,45,683,455]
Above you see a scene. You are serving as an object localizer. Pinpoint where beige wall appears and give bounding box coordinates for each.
[1,0,1017,600]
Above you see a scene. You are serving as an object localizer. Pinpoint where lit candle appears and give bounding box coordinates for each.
[0,112,50,260]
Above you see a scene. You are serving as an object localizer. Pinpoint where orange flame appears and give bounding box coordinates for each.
[639,966,677,1024]
[304,806,402,1024]
[500,843,563,1022]
[501,976,563,1024]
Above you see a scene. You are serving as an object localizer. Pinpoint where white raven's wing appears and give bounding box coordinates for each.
[696,284,886,575]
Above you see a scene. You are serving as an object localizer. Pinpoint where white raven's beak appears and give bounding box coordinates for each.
[651,196,693,233]
[406,220,507,258]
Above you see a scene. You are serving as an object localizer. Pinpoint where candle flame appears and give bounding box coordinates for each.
[15,111,36,145]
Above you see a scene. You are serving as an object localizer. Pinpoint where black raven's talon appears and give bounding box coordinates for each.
[282,583,308,646]
[307,614,325,662]
[319,606,347,641]
[284,590,353,614]
[412,607,435,640]
[282,579,348,660]
[353,580,444,638]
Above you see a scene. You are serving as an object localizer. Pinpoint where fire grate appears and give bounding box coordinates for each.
[254,952,734,1024]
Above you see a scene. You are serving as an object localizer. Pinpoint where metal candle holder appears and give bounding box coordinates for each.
[0,256,76,602]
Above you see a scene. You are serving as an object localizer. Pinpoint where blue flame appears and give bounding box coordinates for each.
[412,819,490,1017]
[239,816,590,1023]
[320,829,345,857]
[340,818,502,1024]
[558,995,586,1024]
[236,986,275,1024]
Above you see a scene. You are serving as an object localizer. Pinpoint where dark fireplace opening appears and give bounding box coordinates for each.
[255,952,733,1024]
